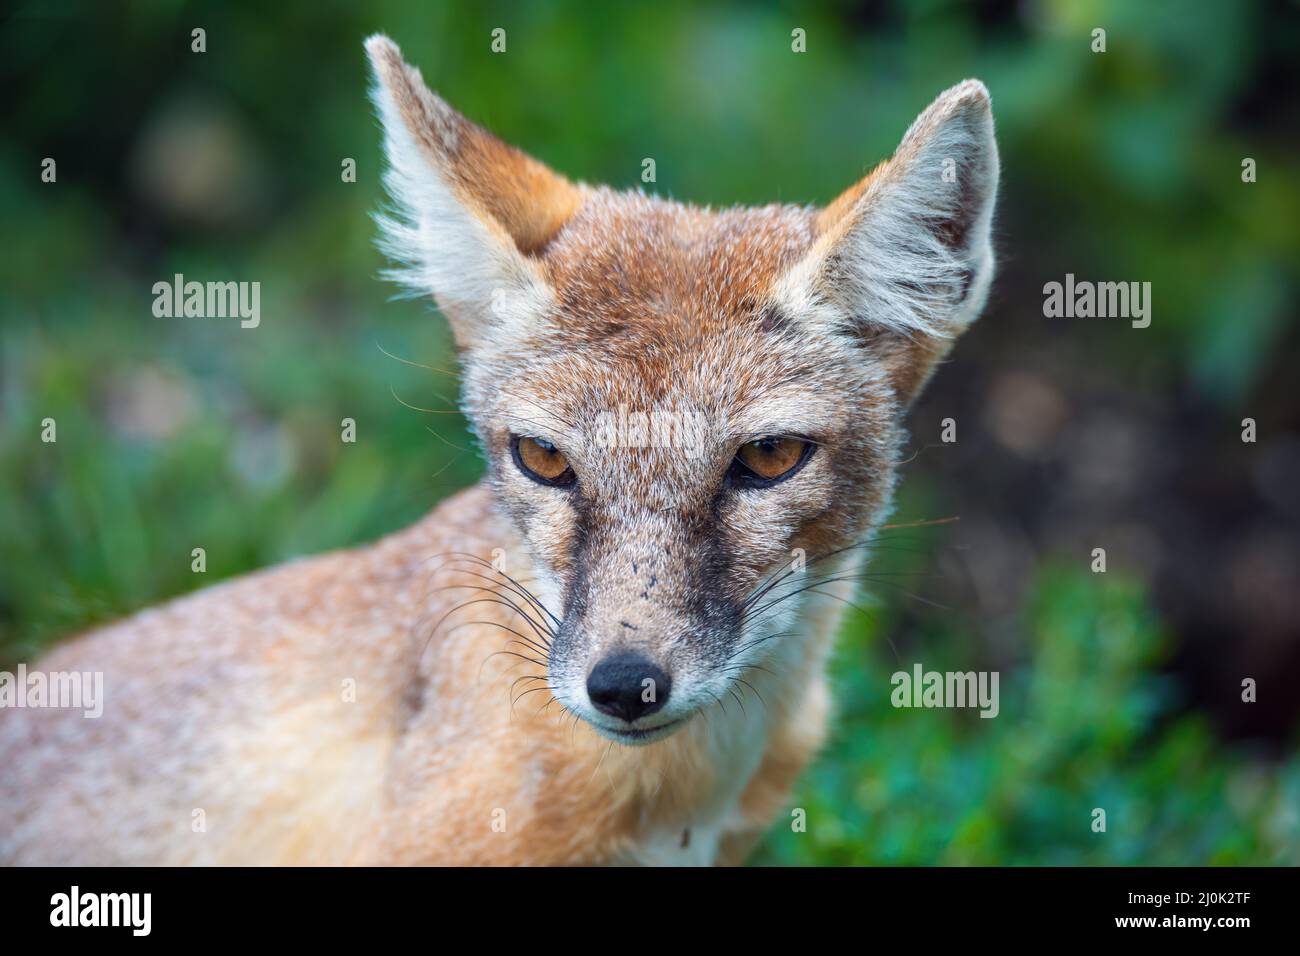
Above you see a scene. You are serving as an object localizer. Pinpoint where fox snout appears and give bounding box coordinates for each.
[555,597,743,743]
[542,514,748,743]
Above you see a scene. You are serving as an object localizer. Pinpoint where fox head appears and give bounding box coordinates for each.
[367,36,998,745]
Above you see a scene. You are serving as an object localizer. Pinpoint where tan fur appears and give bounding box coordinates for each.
[0,37,997,865]
[0,487,839,864]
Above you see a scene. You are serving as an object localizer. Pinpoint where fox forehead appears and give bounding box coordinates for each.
[480,296,886,505]
[481,313,894,523]
[480,190,885,451]
[489,344,881,463]
[538,188,820,332]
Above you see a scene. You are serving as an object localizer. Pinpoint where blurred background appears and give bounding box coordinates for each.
[2,0,1297,864]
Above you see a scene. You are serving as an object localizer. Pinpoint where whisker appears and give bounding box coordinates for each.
[728,686,747,715]
[374,340,460,377]
[484,649,548,670]
[421,593,555,653]
[389,383,464,415]
[451,619,551,659]
[734,676,767,713]
[426,576,556,643]
[427,552,562,628]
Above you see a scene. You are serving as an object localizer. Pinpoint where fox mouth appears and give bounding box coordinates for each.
[590,716,687,746]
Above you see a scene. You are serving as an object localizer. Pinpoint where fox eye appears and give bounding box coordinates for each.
[511,435,576,487]
[729,436,814,487]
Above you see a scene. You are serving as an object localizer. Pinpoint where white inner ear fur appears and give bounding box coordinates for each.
[368,58,554,342]
[774,80,999,341]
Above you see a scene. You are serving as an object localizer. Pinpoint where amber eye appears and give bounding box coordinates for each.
[729,436,814,487]
[511,435,576,487]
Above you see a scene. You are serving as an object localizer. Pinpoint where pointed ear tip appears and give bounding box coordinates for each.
[363,35,443,108]
[364,34,403,72]
[943,79,993,115]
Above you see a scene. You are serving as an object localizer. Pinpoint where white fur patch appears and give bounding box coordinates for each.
[367,53,553,341]
[775,80,999,341]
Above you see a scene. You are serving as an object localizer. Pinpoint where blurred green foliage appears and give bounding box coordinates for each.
[1,0,1297,864]
[759,567,1300,864]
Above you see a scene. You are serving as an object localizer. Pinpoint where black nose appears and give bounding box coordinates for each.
[586,652,671,723]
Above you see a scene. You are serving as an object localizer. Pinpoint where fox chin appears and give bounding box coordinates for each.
[0,34,998,866]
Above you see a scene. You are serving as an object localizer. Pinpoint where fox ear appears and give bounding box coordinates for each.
[776,80,999,404]
[365,35,581,348]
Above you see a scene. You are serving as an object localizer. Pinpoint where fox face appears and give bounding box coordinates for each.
[367,36,998,746]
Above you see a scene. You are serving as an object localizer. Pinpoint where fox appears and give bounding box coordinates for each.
[0,35,998,866]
